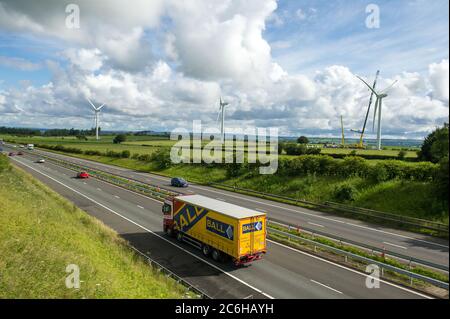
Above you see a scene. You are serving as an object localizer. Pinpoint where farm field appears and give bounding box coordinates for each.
[1,134,419,159]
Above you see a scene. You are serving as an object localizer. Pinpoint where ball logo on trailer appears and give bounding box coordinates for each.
[242,221,263,234]
[173,204,208,233]
[206,217,234,240]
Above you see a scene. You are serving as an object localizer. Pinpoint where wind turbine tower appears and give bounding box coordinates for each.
[356,76,397,150]
[217,97,229,142]
[87,98,105,140]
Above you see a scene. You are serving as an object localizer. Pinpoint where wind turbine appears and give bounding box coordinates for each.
[356,76,397,150]
[216,97,229,142]
[87,98,105,140]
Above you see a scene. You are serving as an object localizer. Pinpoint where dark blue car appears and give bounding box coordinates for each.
[171,177,188,187]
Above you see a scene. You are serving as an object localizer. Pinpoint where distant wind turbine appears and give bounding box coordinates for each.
[87,98,105,140]
[217,97,229,142]
[356,76,397,150]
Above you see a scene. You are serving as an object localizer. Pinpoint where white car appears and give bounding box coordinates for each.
[36,159,45,163]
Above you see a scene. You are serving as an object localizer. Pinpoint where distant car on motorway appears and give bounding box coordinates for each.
[171,177,188,187]
[19,145,25,148]
[36,159,45,163]
[8,152,15,156]
[17,151,24,155]
[77,171,89,179]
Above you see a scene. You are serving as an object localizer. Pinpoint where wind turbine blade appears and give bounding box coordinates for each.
[216,110,221,122]
[356,76,378,96]
[380,80,398,94]
[87,98,97,109]
[97,103,105,110]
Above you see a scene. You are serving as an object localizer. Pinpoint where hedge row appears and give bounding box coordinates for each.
[34,143,438,182]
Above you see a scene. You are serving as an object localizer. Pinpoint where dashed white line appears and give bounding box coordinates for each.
[137,205,144,209]
[383,241,408,250]
[96,188,102,191]
[267,239,432,299]
[310,280,343,294]
[308,222,325,228]
[10,157,274,299]
[114,195,120,199]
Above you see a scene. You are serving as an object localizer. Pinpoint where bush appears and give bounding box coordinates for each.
[84,150,102,156]
[113,134,127,144]
[369,163,389,182]
[397,150,407,160]
[150,149,172,169]
[297,136,309,144]
[334,183,359,201]
[121,150,131,158]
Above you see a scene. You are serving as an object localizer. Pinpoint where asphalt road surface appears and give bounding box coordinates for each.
[5,150,433,299]
[17,146,449,268]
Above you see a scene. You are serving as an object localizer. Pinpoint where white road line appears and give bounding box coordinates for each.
[310,280,343,294]
[267,239,432,299]
[346,223,449,249]
[27,151,450,249]
[190,184,449,249]
[10,158,274,299]
[308,222,325,228]
[96,188,102,191]
[216,198,226,202]
[383,242,408,250]
[83,182,87,185]
[114,195,120,199]
[137,205,144,209]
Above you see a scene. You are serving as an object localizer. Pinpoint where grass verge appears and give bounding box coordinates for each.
[0,154,197,298]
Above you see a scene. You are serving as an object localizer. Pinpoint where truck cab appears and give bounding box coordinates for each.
[162,199,174,236]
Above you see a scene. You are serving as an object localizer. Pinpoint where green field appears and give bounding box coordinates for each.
[1,134,418,159]
[0,154,196,298]
[1,134,446,223]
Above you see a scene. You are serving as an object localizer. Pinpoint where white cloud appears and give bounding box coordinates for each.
[429,59,449,103]
[0,55,41,71]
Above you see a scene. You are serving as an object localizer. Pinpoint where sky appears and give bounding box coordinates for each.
[0,0,448,139]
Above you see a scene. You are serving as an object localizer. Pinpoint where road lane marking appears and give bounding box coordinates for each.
[216,198,226,202]
[10,158,274,299]
[308,222,325,228]
[114,195,120,199]
[96,188,102,191]
[310,280,342,294]
[28,149,450,250]
[83,182,87,185]
[267,239,432,299]
[137,205,144,209]
[346,223,449,249]
[383,242,408,250]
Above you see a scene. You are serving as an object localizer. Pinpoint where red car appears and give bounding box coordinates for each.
[77,171,89,179]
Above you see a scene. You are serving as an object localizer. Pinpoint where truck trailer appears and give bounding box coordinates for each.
[162,194,267,266]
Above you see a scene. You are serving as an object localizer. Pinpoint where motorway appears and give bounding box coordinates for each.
[5,148,434,298]
[17,146,450,268]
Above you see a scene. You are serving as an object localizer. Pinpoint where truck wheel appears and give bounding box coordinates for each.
[202,245,211,256]
[212,249,221,262]
[176,232,183,242]
[166,227,174,237]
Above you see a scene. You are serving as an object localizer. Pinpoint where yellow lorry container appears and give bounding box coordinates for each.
[162,194,267,265]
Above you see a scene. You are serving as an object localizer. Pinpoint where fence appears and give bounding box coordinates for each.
[268,227,449,290]
[208,182,449,234]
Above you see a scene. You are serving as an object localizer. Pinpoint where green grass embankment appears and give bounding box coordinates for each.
[0,154,196,298]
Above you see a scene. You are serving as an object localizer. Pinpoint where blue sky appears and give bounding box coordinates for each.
[0,0,448,138]
[266,0,449,76]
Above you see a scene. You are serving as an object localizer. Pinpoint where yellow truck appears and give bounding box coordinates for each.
[162,194,267,266]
